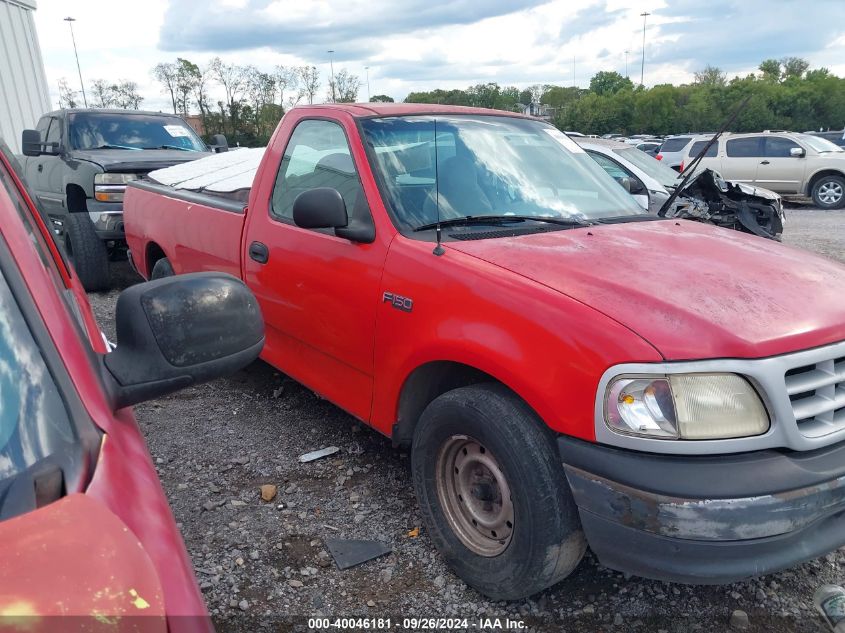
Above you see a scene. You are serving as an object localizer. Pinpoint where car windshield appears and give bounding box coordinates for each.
[360,115,644,232]
[68,113,207,152]
[797,133,843,153]
[613,147,681,189]
[0,268,76,484]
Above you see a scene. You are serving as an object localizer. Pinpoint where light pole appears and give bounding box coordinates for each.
[640,12,650,87]
[365,66,370,102]
[64,17,87,107]
[624,50,629,78]
[327,50,336,102]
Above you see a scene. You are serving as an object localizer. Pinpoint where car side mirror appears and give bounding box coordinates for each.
[615,176,632,193]
[790,147,805,158]
[21,129,44,157]
[628,178,646,195]
[102,272,264,409]
[209,134,229,153]
[293,187,348,229]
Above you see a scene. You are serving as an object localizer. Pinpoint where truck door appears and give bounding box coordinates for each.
[242,118,386,422]
[756,136,805,194]
[25,116,64,213]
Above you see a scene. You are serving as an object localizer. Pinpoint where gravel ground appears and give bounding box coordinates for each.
[89,205,845,633]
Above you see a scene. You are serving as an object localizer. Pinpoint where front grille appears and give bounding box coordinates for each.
[785,355,845,437]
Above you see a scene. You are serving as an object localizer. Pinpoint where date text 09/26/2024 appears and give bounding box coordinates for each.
[308,617,527,630]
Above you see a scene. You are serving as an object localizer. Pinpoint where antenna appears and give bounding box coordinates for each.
[432,117,445,256]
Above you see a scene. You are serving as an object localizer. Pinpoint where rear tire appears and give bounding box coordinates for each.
[411,383,586,600]
[811,174,845,209]
[151,257,174,280]
[64,213,110,292]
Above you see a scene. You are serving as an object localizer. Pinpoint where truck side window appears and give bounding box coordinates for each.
[270,120,370,225]
[687,140,717,157]
[764,137,801,158]
[726,137,763,157]
[45,118,61,145]
[35,117,50,141]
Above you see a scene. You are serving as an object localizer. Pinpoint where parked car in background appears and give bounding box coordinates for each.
[636,141,662,156]
[19,109,220,291]
[681,131,845,209]
[0,139,263,630]
[806,130,845,148]
[124,103,842,600]
[578,138,784,239]
[655,135,695,169]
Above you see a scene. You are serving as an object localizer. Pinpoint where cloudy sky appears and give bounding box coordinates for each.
[34,0,845,112]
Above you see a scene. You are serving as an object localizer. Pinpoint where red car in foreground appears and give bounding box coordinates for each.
[125,103,845,600]
[0,140,263,631]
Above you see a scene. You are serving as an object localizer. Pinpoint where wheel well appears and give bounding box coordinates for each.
[808,170,845,195]
[392,361,499,448]
[66,184,87,212]
[145,242,166,278]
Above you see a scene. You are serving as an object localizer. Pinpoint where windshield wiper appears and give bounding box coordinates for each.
[414,215,591,232]
[95,144,142,151]
[146,145,198,151]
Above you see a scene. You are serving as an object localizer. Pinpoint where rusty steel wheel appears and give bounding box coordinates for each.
[435,436,514,557]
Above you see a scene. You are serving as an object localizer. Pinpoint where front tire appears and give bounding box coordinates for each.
[411,384,586,600]
[64,213,110,292]
[151,257,174,280]
[811,175,845,209]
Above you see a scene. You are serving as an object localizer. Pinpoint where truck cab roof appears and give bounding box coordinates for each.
[290,102,530,119]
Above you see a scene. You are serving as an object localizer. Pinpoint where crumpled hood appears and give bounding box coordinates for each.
[71,148,210,171]
[447,219,845,360]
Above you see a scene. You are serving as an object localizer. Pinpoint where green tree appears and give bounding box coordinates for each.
[371,94,394,102]
[758,59,781,81]
[694,65,726,87]
[589,71,633,96]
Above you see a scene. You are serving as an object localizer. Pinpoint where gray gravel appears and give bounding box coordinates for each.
[88,205,844,632]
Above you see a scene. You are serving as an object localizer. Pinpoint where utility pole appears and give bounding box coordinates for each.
[365,66,370,101]
[64,17,87,107]
[624,50,629,78]
[640,12,650,87]
[327,50,336,102]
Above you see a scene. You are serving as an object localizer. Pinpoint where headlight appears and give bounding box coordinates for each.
[605,374,769,440]
[93,173,138,202]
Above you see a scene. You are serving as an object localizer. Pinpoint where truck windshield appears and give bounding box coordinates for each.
[360,115,644,232]
[68,113,207,152]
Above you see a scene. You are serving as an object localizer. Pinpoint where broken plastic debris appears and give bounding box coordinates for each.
[299,447,340,463]
[407,527,420,538]
[325,538,392,570]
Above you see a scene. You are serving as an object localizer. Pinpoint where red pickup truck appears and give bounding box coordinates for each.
[125,103,845,600]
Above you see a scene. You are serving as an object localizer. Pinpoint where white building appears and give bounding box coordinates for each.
[0,0,51,153]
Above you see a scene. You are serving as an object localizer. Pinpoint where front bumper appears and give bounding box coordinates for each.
[559,436,845,584]
[87,201,125,240]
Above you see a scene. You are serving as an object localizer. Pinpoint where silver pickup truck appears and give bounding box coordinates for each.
[20,109,218,290]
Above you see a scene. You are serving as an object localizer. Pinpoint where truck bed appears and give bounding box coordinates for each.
[124,179,247,280]
[146,147,265,203]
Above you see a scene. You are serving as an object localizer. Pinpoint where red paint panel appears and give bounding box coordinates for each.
[0,493,166,626]
[448,220,845,360]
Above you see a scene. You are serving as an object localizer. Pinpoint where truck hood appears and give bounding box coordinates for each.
[447,219,845,360]
[0,493,166,623]
[71,148,210,172]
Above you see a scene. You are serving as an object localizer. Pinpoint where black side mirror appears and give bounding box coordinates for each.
[628,178,646,195]
[102,272,264,409]
[209,134,229,153]
[293,187,348,229]
[21,129,43,157]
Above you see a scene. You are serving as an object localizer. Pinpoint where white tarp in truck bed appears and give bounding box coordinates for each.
[146,147,265,195]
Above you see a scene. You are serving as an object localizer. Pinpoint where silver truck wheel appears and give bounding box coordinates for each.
[812,175,845,209]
